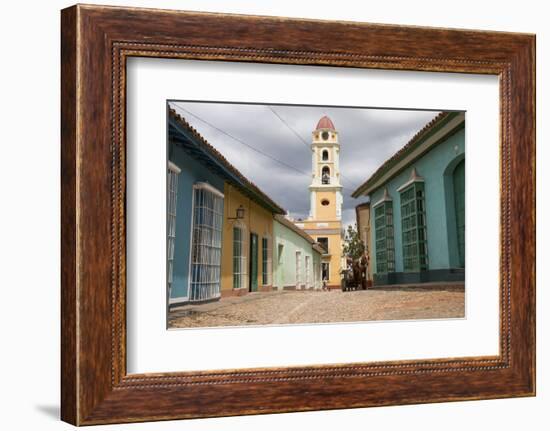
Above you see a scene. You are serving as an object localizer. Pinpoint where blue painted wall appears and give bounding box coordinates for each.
[169,143,225,302]
[369,127,465,275]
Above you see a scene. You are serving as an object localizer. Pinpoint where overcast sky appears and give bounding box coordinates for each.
[169,101,441,229]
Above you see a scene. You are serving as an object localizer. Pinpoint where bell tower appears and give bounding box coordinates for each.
[295,115,343,289]
[308,116,343,221]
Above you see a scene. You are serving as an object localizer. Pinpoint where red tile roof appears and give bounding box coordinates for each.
[315,115,335,130]
[274,214,320,247]
[169,108,286,215]
[351,112,462,198]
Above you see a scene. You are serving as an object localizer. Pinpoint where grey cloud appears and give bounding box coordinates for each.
[170,101,442,229]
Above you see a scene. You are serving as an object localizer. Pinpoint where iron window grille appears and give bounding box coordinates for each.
[233,223,248,289]
[305,255,311,288]
[261,237,272,286]
[189,183,224,302]
[295,251,303,288]
[167,162,181,298]
[313,261,320,289]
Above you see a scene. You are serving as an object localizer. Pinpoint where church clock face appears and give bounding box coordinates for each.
[321,131,329,140]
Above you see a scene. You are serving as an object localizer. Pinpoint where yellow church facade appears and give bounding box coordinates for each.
[295,116,343,289]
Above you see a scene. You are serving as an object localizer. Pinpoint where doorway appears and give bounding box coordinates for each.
[453,160,465,267]
[321,262,330,281]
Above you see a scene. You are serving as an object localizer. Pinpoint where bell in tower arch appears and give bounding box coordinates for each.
[322,166,331,185]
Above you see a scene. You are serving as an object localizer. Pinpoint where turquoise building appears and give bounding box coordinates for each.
[273,215,323,290]
[351,112,465,286]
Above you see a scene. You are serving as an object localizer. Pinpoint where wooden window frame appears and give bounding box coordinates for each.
[374,200,395,274]
[399,182,428,272]
[61,5,535,425]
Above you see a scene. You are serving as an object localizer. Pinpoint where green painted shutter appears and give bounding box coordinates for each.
[453,160,465,267]
[374,200,395,274]
[262,237,268,285]
[400,183,428,272]
[249,233,258,292]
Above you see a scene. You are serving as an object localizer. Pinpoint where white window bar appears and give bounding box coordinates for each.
[167,162,181,298]
[233,222,248,289]
[262,237,272,286]
[295,251,302,288]
[313,262,320,289]
[189,183,224,302]
[305,255,311,288]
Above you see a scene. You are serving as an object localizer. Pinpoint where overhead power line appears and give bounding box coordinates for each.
[267,106,362,191]
[171,103,358,194]
[173,103,311,178]
[267,106,311,151]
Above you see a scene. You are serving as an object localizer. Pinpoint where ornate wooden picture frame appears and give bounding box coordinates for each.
[61,4,535,425]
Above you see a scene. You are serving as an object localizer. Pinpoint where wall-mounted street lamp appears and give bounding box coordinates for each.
[228,205,245,220]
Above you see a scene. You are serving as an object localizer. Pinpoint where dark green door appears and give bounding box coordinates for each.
[453,160,465,267]
[249,233,258,292]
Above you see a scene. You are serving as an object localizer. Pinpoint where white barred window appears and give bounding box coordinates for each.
[261,236,272,286]
[167,162,181,297]
[295,251,303,288]
[313,262,320,289]
[305,255,311,288]
[233,222,247,289]
[189,183,224,302]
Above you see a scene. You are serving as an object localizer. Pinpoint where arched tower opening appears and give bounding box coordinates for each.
[321,166,331,184]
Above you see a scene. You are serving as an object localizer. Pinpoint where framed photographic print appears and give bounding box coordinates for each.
[61,4,535,425]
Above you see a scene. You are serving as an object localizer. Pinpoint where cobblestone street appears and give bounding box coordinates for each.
[168,285,465,329]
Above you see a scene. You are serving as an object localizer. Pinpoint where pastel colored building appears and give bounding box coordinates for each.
[167,118,225,308]
[297,116,343,289]
[273,215,323,290]
[351,112,466,286]
[221,183,281,296]
[168,109,285,308]
[355,201,373,283]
